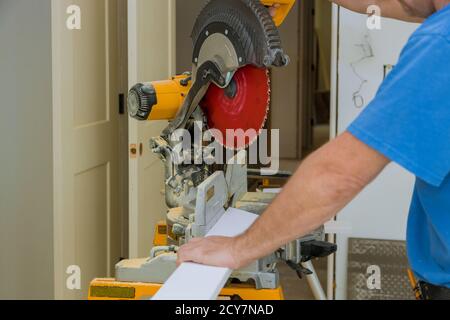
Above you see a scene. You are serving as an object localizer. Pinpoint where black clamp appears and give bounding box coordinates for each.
[286,240,337,279]
[300,240,337,262]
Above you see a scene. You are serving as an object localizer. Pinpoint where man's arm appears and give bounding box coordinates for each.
[331,0,424,23]
[177,133,390,269]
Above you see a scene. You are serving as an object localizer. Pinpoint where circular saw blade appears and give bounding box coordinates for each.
[200,65,270,150]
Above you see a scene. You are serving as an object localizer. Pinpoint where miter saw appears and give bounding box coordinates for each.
[89,0,336,300]
[128,0,293,150]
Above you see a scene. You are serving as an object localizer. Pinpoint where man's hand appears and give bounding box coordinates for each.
[177,236,247,270]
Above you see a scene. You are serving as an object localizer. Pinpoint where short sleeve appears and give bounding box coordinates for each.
[348,34,450,187]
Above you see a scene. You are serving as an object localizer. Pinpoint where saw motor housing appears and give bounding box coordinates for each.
[128,74,192,121]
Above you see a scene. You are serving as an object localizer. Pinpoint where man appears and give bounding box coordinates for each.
[178,0,450,300]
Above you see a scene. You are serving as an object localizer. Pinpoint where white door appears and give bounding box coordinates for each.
[128,0,176,258]
[52,0,122,299]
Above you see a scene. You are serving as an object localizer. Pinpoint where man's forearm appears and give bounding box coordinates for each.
[330,0,424,23]
[176,133,389,269]
[232,133,389,267]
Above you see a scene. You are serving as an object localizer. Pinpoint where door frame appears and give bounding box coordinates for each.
[297,0,315,156]
[127,0,139,259]
[117,0,129,261]
[127,0,177,258]
[327,3,340,300]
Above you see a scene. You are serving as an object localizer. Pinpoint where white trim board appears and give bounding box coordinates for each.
[152,208,258,300]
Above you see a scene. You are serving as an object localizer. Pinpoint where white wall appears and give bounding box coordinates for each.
[0,0,54,299]
[334,8,419,299]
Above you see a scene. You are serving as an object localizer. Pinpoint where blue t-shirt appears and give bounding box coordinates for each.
[348,5,450,287]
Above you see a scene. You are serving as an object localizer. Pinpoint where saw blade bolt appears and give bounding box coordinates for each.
[224,79,238,99]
